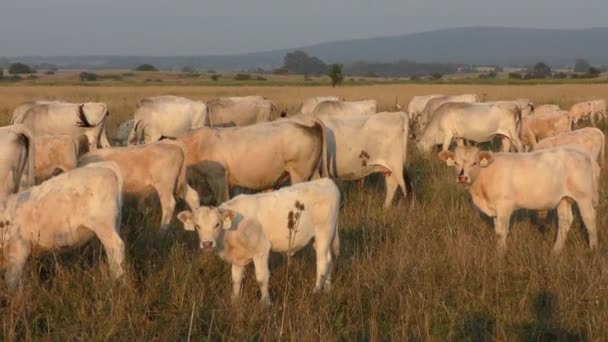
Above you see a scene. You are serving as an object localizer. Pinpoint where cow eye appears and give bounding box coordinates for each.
[215,223,220,229]
[472,162,477,166]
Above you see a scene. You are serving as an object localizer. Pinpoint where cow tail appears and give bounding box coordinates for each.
[400,112,415,201]
[592,159,600,207]
[11,125,35,188]
[313,117,329,178]
[600,131,605,167]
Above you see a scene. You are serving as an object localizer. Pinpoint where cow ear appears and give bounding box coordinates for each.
[438,150,456,166]
[220,209,234,230]
[478,152,493,167]
[177,211,195,231]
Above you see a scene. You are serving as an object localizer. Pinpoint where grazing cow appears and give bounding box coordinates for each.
[520,110,571,150]
[311,100,377,116]
[178,116,327,204]
[0,162,125,291]
[300,96,340,115]
[407,94,444,121]
[417,102,523,153]
[34,134,78,184]
[206,96,275,126]
[569,99,607,126]
[416,94,481,132]
[438,146,599,255]
[0,125,35,198]
[312,111,412,208]
[534,127,605,166]
[177,178,340,303]
[533,104,561,115]
[113,119,134,146]
[78,141,200,230]
[14,102,111,150]
[128,96,208,145]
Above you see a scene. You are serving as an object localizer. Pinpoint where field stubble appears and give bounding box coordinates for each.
[0,84,607,340]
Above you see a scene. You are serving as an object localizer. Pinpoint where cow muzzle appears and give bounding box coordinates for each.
[200,241,215,251]
[457,175,470,184]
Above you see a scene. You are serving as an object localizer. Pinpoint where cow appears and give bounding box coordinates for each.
[0,125,35,198]
[311,100,377,116]
[300,96,340,115]
[0,161,125,291]
[407,94,444,121]
[34,134,78,184]
[13,102,111,151]
[11,100,64,125]
[178,116,327,205]
[311,111,412,208]
[135,95,192,109]
[128,96,208,145]
[113,120,134,146]
[176,178,340,303]
[416,94,481,132]
[206,96,275,126]
[569,99,607,126]
[438,146,599,255]
[520,110,571,150]
[534,127,605,166]
[533,104,561,115]
[417,102,523,153]
[78,141,200,231]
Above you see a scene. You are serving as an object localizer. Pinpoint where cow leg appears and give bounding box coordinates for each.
[441,134,454,151]
[383,172,406,208]
[553,199,574,255]
[494,211,512,256]
[96,227,126,279]
[158,190,177,231]
[577,200,598,251]
[99,124,112,148]
[253,253,271,304]
[287,166,307,184]
[231,264,245,301]
[4,240,30,292]
[500,136,512,152]
[456,138,465,147]
[313,238,332,293]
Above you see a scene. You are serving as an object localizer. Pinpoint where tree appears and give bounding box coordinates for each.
[531,62,552,78]
[328,64,344,87]
[79,72,98,81]
[283,50,327,75]
[9,62,35,74]
[588,67,601,76]
[210,74,220,81]
[181,66,196,73]
[135,64,158,72]
[0,68,3,79]
[574,58,592,73]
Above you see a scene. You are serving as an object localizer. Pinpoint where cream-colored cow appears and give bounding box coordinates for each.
[534,127,605,166]
[177,178,340,303]
[300,96,340,115]
[438,146,599,255]
[206,96,275,126]
[78,141,200,230]
[0,162,125,291]
[520,110,571,150]
[34,134,78,184]
[569,99,607,126]
[311,100,377,116]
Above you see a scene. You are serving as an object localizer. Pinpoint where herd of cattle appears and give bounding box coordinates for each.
[0,93,605,303]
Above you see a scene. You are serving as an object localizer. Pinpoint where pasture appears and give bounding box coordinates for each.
[1,83,608,340]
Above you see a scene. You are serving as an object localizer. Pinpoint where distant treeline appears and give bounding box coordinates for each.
[345,60,458,77]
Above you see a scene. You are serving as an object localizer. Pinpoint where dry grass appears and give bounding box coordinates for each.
[1,84,608,340]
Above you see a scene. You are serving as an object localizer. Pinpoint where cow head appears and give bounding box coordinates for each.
[177,207,235,251]
[438,147,493,185]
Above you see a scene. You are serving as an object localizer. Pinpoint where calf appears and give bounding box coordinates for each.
[520,110,571,150]
[0,162,125,291]
[78,141,200,230]
[177,178,340,303]
[438,146,599,255]
[534,127,605,166]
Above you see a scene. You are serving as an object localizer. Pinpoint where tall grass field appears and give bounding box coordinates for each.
[1,83,607,340]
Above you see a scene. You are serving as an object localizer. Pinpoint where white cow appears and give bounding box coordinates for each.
[520,110,571,150]
[206,96,276,126]
[177,178,340,303]
[418,102,523,152]
[416,94,481,132]
[300,96,340,115]
[569,99,607,126]
[34,134,78,184]
[0,125,35,198]
[11,100,64,125]
[78,141,200,231]
[534,127,605,166]
[0,162,125,291]
[438,146,599,255]
[533,104,561,115]
[13,102,111,150]
[311,100,377,116]
[407,94,444,121]
[311,112,412,208]
[129,96,208,145]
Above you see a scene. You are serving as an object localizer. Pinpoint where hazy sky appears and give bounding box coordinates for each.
[1,0,606,56]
